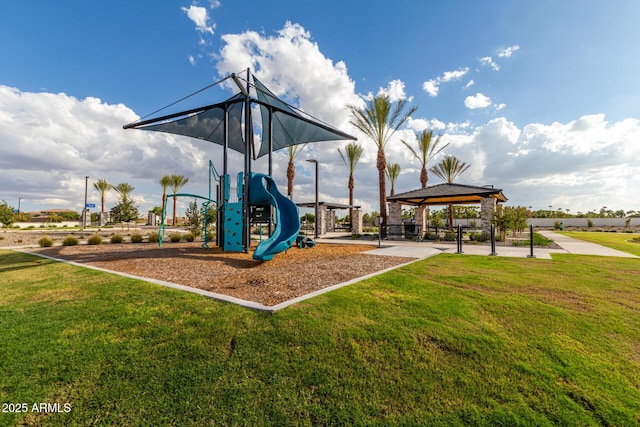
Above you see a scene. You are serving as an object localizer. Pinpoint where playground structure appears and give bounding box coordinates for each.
[125,70,355,261]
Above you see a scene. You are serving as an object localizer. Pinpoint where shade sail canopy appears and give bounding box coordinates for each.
[124,93,246,154]
[253,77,356,157]
[296,201,361,210]
[123,73,355,158]
[387,183,508,206]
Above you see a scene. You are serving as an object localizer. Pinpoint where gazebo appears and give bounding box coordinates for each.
[386,183,508,235]
[296,201,362,235]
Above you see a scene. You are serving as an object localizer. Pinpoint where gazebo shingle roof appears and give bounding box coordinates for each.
[387,183,507,206]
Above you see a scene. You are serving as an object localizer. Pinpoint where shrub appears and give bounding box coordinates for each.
[632,236,640,243]
[148,232,159,243]
[110,234,124,244]
[169,232,182,243]
[553,220,562,230]
[131,233,143,243]
[87,234,102,245]
[443,232,457,241]
[587,219,593,228]
[184,232,195,242]
[38,236,53,247]
[423,232,438,241]
[62,235,78,246]
[205,232,215,242]
[470,232,490,242]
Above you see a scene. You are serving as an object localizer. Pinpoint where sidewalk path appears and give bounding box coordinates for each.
[536,231,638,258]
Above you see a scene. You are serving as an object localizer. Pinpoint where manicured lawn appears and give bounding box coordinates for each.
[1,249,639,426]
[559,230,640,256]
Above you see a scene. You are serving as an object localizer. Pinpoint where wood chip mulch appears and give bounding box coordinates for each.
[26,243,415,306]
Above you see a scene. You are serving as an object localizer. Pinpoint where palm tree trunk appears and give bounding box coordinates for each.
[348,174,354,230]
[172,196,177,226]
[377,147,387,238]
[420,167,428,189]
[101,195,105,214]
[287,160,295,198]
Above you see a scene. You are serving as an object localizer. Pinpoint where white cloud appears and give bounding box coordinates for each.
[495,103,506,111]
[422,79,439,96]
[0,85,217,214]
[378,79,411,102]
[181,5,215,35]
[216,21,361,129]
[464,93,492,109]
[188,55,196,66]
[497,45,520,58]
[480,56,499,71]
[464,80,475,89]
[421,67,469,96]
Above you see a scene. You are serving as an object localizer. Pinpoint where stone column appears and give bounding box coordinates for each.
[328,210,336,232]
[480,197,496,234]
[388,201,403,237]
[318,204,328,235]
[99,212,109,226]
[352,209,363,234]
[415,206,427,236]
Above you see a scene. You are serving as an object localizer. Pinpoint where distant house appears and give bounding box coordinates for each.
[29,209,80,222]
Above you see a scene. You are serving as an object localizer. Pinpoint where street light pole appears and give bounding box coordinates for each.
[306,159,318,240]
[83,176,89,228]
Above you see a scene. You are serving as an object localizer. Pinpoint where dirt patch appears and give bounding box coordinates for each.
[24,242,415,306]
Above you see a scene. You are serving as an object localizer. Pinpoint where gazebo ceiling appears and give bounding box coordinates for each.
[387,183,507,206]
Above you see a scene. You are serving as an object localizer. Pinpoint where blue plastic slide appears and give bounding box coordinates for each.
[248,173,301,261]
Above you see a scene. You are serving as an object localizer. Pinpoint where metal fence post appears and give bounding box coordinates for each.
[527,224,536,258]
[456,224,463,254]
[490,224,497,256]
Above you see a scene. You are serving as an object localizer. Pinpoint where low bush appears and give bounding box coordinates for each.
[131,233,143,243]
[423,232,438,241]
[62,235,78,246]
[443,232,457,241]
[38,236,53,247]
[205,232,215,242]
[110,234,124,244]
[148,233,159,243]
[87,234,102,245]
[169,232,182,243]
[469,232,490,242]
[184,232,195,242]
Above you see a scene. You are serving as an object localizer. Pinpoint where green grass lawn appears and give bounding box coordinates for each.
[559,230,640,256]
[1,249,639,426]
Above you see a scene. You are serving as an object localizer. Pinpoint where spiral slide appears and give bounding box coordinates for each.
[249,173,301,261]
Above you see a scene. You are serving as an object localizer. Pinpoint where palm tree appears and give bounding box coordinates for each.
[348,94,417,237]
[401,129,449,188]
[430,155,470,230]
[112,182,134,202]
[286,144,307,199]
[337,142,364,230]
[159,175,172,225]
[170,174,189,226]
[386,162,401,196]
[92,178,112,215]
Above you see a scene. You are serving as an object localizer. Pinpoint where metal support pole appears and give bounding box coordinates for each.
[456,224,463,254]
[527,224,536,258]
[83,176,89,229]
[489,224,497,256]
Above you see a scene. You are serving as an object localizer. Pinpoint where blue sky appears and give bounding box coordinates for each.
[1,1,639,217]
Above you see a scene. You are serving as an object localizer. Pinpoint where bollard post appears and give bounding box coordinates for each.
[489,224,497,256]
[456,224,463,254]
[527,224,536,258]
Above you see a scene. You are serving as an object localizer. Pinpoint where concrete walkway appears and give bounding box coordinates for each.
[317,230,639,260]
[538,230,638,258]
